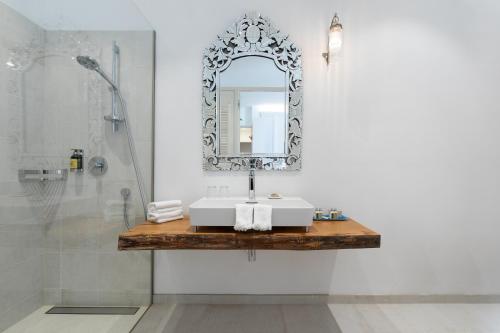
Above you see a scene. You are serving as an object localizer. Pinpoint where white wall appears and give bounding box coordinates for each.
[134,0,500,295]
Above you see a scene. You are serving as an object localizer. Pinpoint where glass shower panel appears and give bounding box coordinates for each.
[42,30,154,306]
[0,5,47,329]
[0,1,154,330]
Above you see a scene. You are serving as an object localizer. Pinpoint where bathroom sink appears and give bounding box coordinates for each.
[189,197,314,227]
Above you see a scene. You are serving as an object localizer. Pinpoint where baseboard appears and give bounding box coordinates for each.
[328,295,500,304]
[153,294,500,305]
[153,294,329,305]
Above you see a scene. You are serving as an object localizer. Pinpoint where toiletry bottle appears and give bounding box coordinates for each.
[330,208,342,220]
[314,208,323,220]
[77,149,84,172]
[70,149,79,171]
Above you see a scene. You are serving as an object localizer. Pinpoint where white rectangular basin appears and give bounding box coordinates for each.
[189,197,314,227]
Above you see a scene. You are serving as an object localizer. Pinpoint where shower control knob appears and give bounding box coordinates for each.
[89,156,108,176]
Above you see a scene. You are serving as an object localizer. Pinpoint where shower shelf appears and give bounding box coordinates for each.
[18,169,68,183]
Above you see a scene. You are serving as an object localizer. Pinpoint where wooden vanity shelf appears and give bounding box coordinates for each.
[118,218,380,251]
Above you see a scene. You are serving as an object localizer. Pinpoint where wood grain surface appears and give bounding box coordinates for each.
[118,218,380,251]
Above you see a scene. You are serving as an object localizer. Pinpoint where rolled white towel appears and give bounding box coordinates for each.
[147,208,183,221]
[152,214,184,224]
[253,204,272,231]
[147,200,182,211]
[234,204,254,231]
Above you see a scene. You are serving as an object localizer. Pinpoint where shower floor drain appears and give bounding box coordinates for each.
[46,306,139,315]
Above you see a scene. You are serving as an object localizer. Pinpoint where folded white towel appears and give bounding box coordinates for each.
[150,207,181,214]
[152,214,184,224]
[147,208,183,221]
[252,204,272,231]
[147,200,182,211]
[234,204,254,231]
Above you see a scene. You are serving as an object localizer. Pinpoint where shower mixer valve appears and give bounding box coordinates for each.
[88,156,108,176]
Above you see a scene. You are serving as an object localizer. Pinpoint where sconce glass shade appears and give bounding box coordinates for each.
[328,24,343,56]
[323,13,343,63]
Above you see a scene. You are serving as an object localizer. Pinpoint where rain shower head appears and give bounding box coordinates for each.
[76,55,100,71]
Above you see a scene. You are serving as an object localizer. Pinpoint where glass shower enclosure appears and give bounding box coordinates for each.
[0,0,154,330]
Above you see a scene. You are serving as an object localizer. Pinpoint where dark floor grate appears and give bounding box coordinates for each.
[46,306,139,315]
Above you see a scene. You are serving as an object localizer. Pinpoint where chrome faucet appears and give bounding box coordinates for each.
[247,159,259,203]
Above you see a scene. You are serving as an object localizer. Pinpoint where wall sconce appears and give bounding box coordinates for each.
[322,13,343,64]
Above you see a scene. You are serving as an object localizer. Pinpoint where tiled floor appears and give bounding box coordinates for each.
[133,303,500,333]
[5,303,500,332]
[2,305,148,333]
[329,303,500,333]
[138,304,341,333]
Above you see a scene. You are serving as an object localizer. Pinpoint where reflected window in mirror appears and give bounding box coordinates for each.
[218,56,287,156]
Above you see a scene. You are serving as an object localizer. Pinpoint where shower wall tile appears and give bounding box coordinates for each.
[60,251,99,291]
[61,216,100,250]
[0,141,18,183]
[61,289,100,306]
[0,255,43,314]
[0,293,43,332]
[99,219,126,252]
[0,224,43,274]
[0,3,46,331]
[43,252,61,289]
[55,190,101,220]
[99,291,150,307]
[98,252,151,291]
[43,288,62,305]
[43,219,62,252]
[0,193,43,225]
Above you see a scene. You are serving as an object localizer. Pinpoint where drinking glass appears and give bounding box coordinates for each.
[206,185,217,198]
[219,185,230,198]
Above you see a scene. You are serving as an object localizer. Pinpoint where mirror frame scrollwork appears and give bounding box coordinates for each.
[202,13,303,171]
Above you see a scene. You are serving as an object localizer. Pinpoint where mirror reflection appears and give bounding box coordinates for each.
[218,56,287,156]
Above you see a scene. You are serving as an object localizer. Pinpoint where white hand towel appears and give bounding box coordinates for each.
[147,200,182,211]
[234,204,254,231]
[147,208,183,221]
[152,214,184,224]
[253,204,272,231]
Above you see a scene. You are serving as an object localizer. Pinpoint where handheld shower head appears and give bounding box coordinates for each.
[76,55,118,90]
[76,56,100,71]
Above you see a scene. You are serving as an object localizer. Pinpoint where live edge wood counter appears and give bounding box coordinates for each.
[118,218,380,251]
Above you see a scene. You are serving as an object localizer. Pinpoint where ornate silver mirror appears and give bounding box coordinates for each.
[202,13,303,171]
